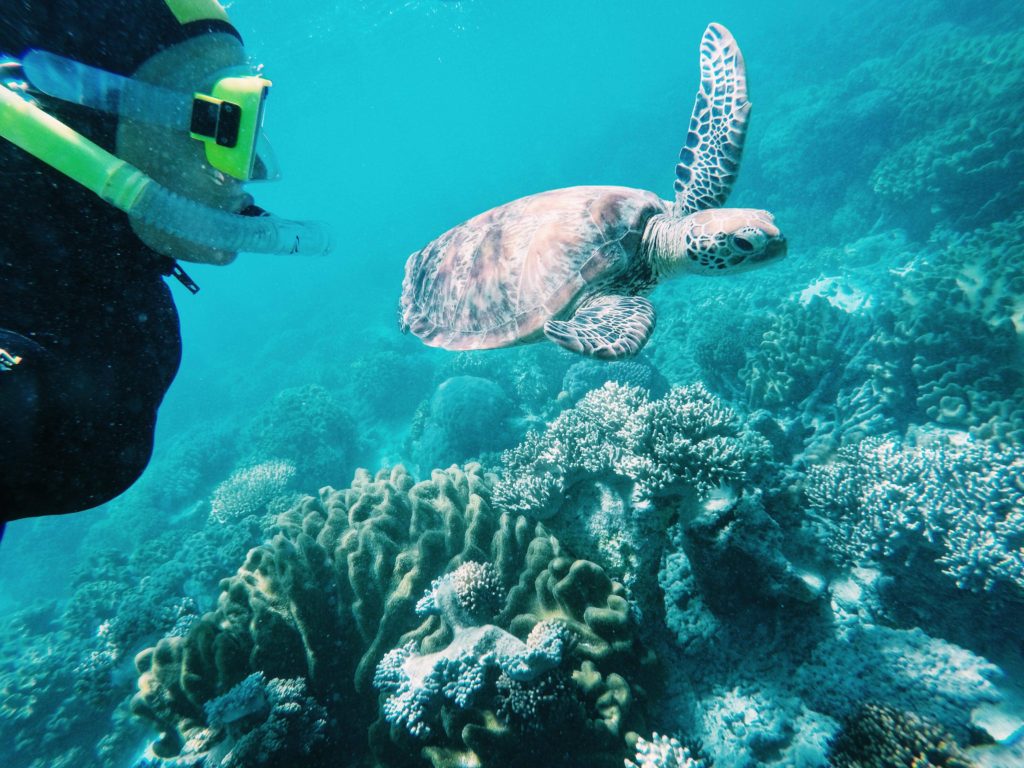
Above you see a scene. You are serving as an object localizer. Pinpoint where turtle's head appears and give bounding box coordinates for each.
[682,209,786,275]
[647,209,786,278]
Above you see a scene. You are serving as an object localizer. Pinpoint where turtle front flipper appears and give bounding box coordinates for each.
[674,23,751,215]
[544,295,655,359]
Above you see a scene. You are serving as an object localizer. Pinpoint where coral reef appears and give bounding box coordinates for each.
[868,26,1024,234]
[132,465,650,767]
[797,625,1000,741]
[491,382,771,617]
[239,384,359,490]
[493,382,768,519]
[0,498,270,768]
[826,703,977,768]
[407,376,518,471]
[561,355,669,402]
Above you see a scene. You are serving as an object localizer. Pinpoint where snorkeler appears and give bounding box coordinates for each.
[0,0,332,539]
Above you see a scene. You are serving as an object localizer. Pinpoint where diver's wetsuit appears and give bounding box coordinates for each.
[0,1,242,533]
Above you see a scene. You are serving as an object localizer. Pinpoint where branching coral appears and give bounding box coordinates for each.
[625,732,708,768]
[826,703,977,768]
[493,382,767,519]
[208,460,296,523]
[807,436,1024,598]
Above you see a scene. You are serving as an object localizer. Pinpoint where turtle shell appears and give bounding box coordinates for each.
[400,185,668,350]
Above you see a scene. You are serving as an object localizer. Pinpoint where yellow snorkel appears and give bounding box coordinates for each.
[0,55,330,257]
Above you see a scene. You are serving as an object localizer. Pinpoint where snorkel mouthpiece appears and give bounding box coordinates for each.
[130,182,333,256]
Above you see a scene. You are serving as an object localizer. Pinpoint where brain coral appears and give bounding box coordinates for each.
[132,465,650,768]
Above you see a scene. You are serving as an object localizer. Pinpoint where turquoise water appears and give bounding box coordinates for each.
[2,0,1024,766]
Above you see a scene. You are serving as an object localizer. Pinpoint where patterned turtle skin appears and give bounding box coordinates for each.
[401,23,787,360]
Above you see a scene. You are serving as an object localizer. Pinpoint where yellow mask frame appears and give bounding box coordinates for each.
[189,74,273,181]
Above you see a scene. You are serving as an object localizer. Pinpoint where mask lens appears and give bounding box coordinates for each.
[250,130,280,182]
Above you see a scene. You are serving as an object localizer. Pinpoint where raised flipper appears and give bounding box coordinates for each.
[674,23,751,215]
[544,295,655,360]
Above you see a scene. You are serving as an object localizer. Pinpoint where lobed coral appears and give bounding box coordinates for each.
[132,465,650,768]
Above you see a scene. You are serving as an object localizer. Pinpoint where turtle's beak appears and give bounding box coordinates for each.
[758,233,787,264]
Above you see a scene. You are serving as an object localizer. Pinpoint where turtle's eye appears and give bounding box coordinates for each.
[733,236,753,252]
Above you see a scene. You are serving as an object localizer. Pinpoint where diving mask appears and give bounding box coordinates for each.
[21,50,279,183]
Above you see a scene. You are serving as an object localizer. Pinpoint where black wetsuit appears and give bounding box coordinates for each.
[0,1,241,533]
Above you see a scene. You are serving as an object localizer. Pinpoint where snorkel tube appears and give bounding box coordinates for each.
[0,75,332,256]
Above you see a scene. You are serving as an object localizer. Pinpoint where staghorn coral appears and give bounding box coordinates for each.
[826,703,977,768]
[807,436,1024,598]
[132,465,649,768]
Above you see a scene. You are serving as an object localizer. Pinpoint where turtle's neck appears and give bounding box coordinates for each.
[641,213,690,280]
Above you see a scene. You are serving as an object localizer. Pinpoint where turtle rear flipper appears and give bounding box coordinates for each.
[674,23,751,215]
[544,295,655,360]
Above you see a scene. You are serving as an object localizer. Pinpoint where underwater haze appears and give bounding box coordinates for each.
[2,0,1024,766]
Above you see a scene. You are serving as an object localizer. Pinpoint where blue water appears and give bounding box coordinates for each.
[2,1,1023,766]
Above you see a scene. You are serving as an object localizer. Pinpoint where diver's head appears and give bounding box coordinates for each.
[116,33,260,264]
[6,31,331,259]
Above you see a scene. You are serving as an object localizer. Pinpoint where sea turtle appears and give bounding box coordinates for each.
[400,23,786,360]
